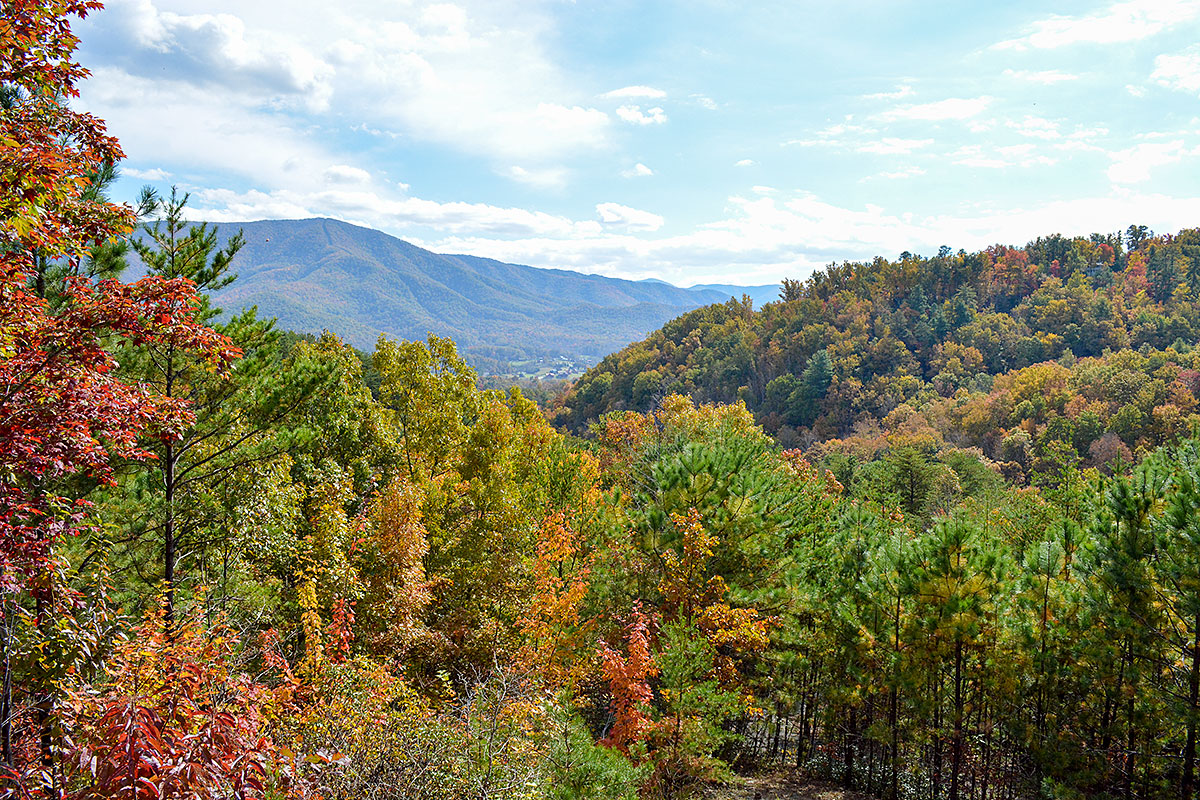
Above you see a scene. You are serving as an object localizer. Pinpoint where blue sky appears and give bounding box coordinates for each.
[76,0,1200,286]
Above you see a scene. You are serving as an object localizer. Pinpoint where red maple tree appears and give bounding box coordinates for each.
[0,0,238,588]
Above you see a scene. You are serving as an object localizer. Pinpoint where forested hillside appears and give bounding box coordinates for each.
[158,217,763,371]
[557,229,1200,484]
[10,4,1200,800]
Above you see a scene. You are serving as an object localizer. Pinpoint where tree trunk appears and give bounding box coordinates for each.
[891,595,901,800]
[34,253,46,299]
[1102,641,1128,759]
[164,439,176,630]
[1034,572,1050,789]
[980,700,992,800]
[951,639,964,800]
[1,596,11,769]
[844,705,856,789]
[35,592,53,796]
[1184,611,1200,800]
[771,712,782,761]
[1125,692,1135,800]
[933,671,943,800]
[163,344,178,632]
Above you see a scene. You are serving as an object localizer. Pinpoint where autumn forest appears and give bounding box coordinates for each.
[9,3,1200,800]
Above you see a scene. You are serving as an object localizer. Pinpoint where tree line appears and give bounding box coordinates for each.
[556,222,1200,489]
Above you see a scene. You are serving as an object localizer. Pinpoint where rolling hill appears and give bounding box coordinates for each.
[555,227,1200,478]
[175,217,773,370]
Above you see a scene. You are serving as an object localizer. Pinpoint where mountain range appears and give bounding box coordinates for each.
[183,218,775,370]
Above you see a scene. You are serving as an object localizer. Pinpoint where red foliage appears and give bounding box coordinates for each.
[62,606,275,799]
[987,246,1039,302]
[598,605,658,752]
[1179,369,1200,397]
[0,0,238,588]
[326,599,355,665]
[0,272,238,582]
[1,1,123,259]
[1122,251,1150,297]
[1097,242,1116,267]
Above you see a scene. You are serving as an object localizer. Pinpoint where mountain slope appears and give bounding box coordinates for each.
[687,282,779,307]
[638,278,779,307]
[187,218,769,368]
[555,227,1200,481]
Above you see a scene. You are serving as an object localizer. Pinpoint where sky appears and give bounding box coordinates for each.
[75,0,1200,287]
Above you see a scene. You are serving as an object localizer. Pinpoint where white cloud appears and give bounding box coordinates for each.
[595,202,664,232]
[621,162,654,178]
[1006,115,1061,140]
[1107,140,1199,183]
[1153,46,1200,94]
[420,190,1200,285]
[187,180,1199,285]
[186,180,1200,285]
[863,84,914,100]
[783,122,875,148]
[323,164,372,184]
[82,0,614,165]
[191,185,593,237]
[1052,126,1109,152]
[602,85,667,99]
[865,167,926,180]
[84,0,334,111]
[877,96,993,122]
[74,0,1200,288]
[82,67,342,189]
[123,166,171,180]
[691,94,718,110]
[785,130,943,157]
[953,147,1007,169]
[734,159,756,167]
[616,105,667,125]
[816,122,873,137]
[951,144,1056,169]
[857,137,933,154]
[928,192,1200,253]
[993,0,1200,50]
[351,122,400,139]
[502,165,570,189]
[997,144,1056,166]
[1002,69,1079,84]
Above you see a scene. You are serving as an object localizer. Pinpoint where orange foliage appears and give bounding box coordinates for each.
[598,606,658,753]
[518,512,594,688]
[63,604,276,800]
[327,599,355,665]
[358,478,431,657]
[658,511,769,695]
[597,412,656,471]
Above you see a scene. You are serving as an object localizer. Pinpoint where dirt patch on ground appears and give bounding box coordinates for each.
[705,772,875,800]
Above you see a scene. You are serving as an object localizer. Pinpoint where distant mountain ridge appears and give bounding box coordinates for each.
[688,283,780,307]
[181,218,773,370]
[637,277,778,307]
